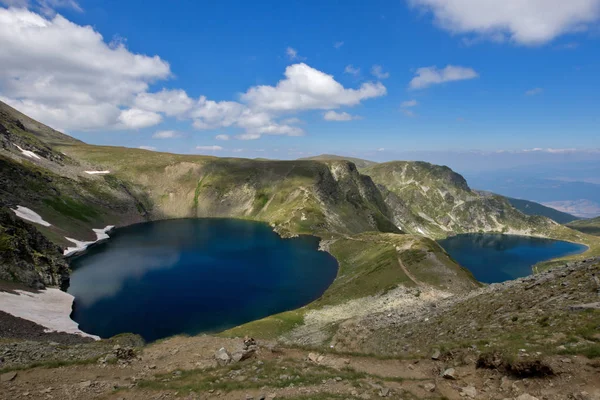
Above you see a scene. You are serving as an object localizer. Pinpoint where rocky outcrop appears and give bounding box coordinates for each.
[0,206,69,289]
[362,161,557,238]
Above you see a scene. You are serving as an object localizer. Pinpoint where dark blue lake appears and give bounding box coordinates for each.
[438,234,587,284]
[67,219,338,342]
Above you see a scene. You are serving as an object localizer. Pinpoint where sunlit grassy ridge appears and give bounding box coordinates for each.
[568,216,600,237]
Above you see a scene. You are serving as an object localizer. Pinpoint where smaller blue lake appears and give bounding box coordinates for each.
[67,219,338,342]
[438,234,587,284]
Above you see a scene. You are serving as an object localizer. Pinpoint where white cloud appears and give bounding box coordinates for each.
[0,9,385,140]
[0,8,171,131]
[196,145,223,151]
[334,41,344,49]
[1,0,82,15]
[152,130,181,139]
[525,87,544,96]
[409,65,478,89]
[377,148,385,152]
[286,47,304,60]
[189,97,303,138]
[371,65,390,79]
[408,0,600,45]
[215,134,230,141]
[118,109,162,129]
[400,99,418,108]
[344,65,360,76]
[400,99,418,117]
[135,89,194,117]
[242,63,386,112]
[236,133,261,140]
[522,147,581,154]
[138,145,156,151]
[323,111,360,121]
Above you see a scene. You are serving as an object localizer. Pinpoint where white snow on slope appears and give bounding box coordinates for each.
[64,226,114,257]
[0,288,99,340]
[11,206,51,227]
[84,171,110,175]
[14,143,41,160]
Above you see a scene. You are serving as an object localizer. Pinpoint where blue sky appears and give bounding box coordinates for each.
[1,0,599,167]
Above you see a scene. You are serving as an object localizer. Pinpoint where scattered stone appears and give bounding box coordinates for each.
[78,380,92,389]
[431,349,441,360]
[1,371,17,382]
[424,383,436,392]
[516,395,539,400]
[308,352,320,363]
[379,387,390,397]
[461,386,477,398]
[215,347,231,365]
[442,368,457,380]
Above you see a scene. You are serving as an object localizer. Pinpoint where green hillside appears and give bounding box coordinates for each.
[568,216,600,236]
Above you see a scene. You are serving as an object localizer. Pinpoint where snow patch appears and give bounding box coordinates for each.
[416,227,426,235]
[84,170,110,175]
[14,143,41,160]
[0,288,99,339]
[64,226,114,257]
[11,206,51,227]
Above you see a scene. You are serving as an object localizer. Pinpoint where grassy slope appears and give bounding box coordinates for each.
[61,144,398,237]
[568,216,600,236]
[219,232,479,340]
[507,197,580,224]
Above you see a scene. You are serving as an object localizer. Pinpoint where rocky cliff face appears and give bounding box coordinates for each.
[0,207,69,289]
[362,161,557,238]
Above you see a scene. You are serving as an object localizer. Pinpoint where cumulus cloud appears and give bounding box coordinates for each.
[1,0,82,15]
[409,65,478,89]
[152,130,181,139]
[242,63,386,111]
[215,134,230,141]
[334,41,344,49]
[196,145,223,151]
[525,87,544,96]
[0,9,386,140]
[323,111,360,121]
[344,65,360,76]
[0,8,170,131]
[118,109,162,129]
[371,65,390,79]
[135,89,194,117]
[408,0,600,45]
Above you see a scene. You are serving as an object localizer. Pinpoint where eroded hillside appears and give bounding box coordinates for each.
[362,161,560,238]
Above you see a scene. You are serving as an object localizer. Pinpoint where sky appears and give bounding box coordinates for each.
[1,0,599,169]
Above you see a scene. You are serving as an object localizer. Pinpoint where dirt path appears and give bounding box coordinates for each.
[4,334,599,400]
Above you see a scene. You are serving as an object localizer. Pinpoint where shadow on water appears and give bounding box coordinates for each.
[438,233,587,284]
[66,219,338,342]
